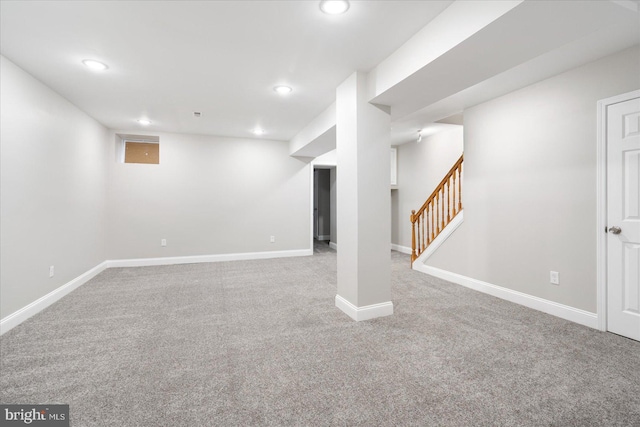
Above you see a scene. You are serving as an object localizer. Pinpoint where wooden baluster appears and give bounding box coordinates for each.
[458,164,462,211]
[421,213,425,252]
[431,201,435,241]
[421,213,425,253]
[441,183,444,230]
[426,204,430,245]
[447,177,451,222]
[441,190,444,232]
[438,188,444,234]
[452,172,457,217]
[429,199,436,242]
[430,203,433,242]
[435,192,440,234]
[411,210,416,262]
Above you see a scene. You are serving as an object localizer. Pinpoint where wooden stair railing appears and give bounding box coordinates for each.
[411,154,463,263]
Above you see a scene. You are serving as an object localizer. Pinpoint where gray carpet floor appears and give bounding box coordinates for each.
[1,243,639,426]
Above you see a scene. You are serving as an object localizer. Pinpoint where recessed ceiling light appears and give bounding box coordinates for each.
[253,128,265,136]
[82,59,108,71]
[273,85,292,95]
[319,0,350,15]
[137,119,152,125]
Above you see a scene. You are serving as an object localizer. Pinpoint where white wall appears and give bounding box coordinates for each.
[426,46,640,313]
[106,131,310,259]
[0,56,109,318]
[391,127,464,249]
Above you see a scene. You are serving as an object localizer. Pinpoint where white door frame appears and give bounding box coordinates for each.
[310,163,336,253]
[596,89,640,332]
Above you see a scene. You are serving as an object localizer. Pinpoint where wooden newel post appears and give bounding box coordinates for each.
[410,210,417,263]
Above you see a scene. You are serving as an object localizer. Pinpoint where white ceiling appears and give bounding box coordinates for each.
[2,1,638,148]
[385,0,640,145]
[0,0,453,141]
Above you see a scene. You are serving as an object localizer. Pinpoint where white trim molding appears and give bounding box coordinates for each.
[335,294,394,321]
[329,241,338,251]
[414,210,464,264]
[107,249,312,268]
[596,89,640,332]
[414,264,598,329]
[390,244,412,254]
[0,261,109,335]
[316,235,331,241]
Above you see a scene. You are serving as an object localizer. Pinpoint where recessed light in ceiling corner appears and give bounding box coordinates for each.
[319,0,350,15]
[137,119,152,126]
[273,85,292,95]
[252,128,266,136]
[82,59,109,71]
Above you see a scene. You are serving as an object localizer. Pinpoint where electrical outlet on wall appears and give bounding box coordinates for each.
[161,239,167,247]
[270,236,275,243]
[550,271,560,285]
[49,266,55,278]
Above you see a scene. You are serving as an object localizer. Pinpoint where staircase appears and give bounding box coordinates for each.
[411,154,463,263]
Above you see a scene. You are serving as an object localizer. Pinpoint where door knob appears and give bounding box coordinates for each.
[608,226,622,235]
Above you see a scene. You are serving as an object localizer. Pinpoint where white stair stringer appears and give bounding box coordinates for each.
[412,210,464,269]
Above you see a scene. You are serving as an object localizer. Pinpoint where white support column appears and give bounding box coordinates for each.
[335,71,393,321]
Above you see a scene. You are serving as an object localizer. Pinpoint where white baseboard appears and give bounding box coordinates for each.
[107,248,312,268]
[391,244,412,254]
[330,242,410,254]
[1,261,109,335]
[316,235,331,241]
[335,294,394,321]
[414,264,598,329]
[415,210,464,264]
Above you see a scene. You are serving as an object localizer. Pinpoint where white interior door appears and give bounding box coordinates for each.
[607,96,640,341]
